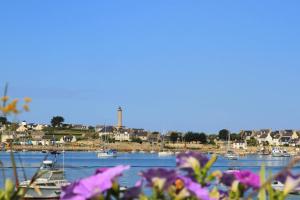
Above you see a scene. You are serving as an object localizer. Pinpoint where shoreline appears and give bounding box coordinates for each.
[5,142,298,155]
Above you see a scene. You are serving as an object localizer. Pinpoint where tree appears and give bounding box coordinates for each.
[169,132,179,143]
[230,133,241,141]
[198,132,207,144]
[247,137,258,146]
[218,129,229,141]
[183,132,194,143]
[51,116,64,127]
[0,116,7,125]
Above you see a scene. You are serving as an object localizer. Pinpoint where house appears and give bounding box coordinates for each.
[96,126,115,137]
[257,132,273,145]
[282,130,298,140]
[0,132,14,143]
[71,124,88,130]
[131,131,149,141]
[270,131,281,146]
[240,130,255,140]
[279,136,291,146]
[30,131,45,145]
[33,124,45,131]
[16,125,28,132]
[232,142,247,150]
[114,131,131,141]
[60,135,77,143]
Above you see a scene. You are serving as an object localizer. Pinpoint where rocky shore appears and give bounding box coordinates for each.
[6,141,298,155]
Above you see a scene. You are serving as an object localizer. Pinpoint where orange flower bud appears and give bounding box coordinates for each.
[175,179,184,191]
[24,97,32,103]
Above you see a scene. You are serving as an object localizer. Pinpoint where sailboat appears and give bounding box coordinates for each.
[158,135,173,156]
[97,125,117,158]
[224,132,238,160]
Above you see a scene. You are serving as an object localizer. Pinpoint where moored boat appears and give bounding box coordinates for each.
[19,153,69,199]
[158,151,174,157]
[97,149,117,158]
[272,181,300,194]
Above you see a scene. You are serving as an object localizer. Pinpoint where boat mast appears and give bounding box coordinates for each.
[227,131,231,152]
[62,145,65,178]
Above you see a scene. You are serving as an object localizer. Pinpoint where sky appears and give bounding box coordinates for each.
[0,1,300,133]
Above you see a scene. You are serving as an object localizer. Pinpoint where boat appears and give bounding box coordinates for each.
[158,151,174,157]
[272,181,300,194]
[150,150,156,154]
[282,150,291,157]
[131,150,137,153]
[97,149,117,158]
[19,153,69,199]
[158,134,174,156]
[225,167,240,173]
[271,147,289,157]
[224,133,238,160]
[42,150,48,153]
[224,151,238,160]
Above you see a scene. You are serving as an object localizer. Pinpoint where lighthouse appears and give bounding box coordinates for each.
[117,106,123,129]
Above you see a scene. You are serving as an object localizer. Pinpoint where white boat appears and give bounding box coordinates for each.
[224,133,238,160]
[158,151,174,157]
[97,149,117,158]
[272,181,300,194]
[150,150,156,154]
[225,167,240,173]
[19,155,69,199]
[139,150,145,153]
[224,152,238,160]
[272,148,289,157]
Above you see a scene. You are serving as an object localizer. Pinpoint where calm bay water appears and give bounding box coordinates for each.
[1,151,300,198]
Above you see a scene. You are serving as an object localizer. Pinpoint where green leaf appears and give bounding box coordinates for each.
[258,164,266,200]
[4,179,14,194]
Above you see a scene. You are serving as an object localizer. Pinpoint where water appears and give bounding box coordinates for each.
[0,152,300,198]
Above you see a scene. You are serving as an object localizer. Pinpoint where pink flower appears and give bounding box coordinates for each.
[178,176,213,200]
[234,170,260,189]
[61,165,130,200]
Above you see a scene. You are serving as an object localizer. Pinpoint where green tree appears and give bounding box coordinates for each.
[0,116,7,125]
[169,132,179,143]
[183,132,194,143]
[198,132,207,144]
[218,129,229,141]
[230,133,241,141]
[51,116,64,127]
[247,137,258,146]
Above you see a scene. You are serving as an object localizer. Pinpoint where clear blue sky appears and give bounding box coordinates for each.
[1,1,300,133]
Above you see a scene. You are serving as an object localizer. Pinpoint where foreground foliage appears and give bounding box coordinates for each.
[59,152,300,200]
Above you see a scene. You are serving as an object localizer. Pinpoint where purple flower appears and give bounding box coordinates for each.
[176,151,209,169]
[178,176,212,200]
[276,171,300,184]
[141,168,177,190]
[233,170,260,189]
[61,165,130,200]
[123,180,143,200]
[220,172,236,187]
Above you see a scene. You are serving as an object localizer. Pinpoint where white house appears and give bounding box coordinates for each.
[60,135,77,143]
[232,142,247,150]
[34,124,44,131]
[16,125,28,132]
[114,132,131,141]
[257,132,273,145]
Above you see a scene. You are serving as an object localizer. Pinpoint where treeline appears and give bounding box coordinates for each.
[167,129,243,144]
